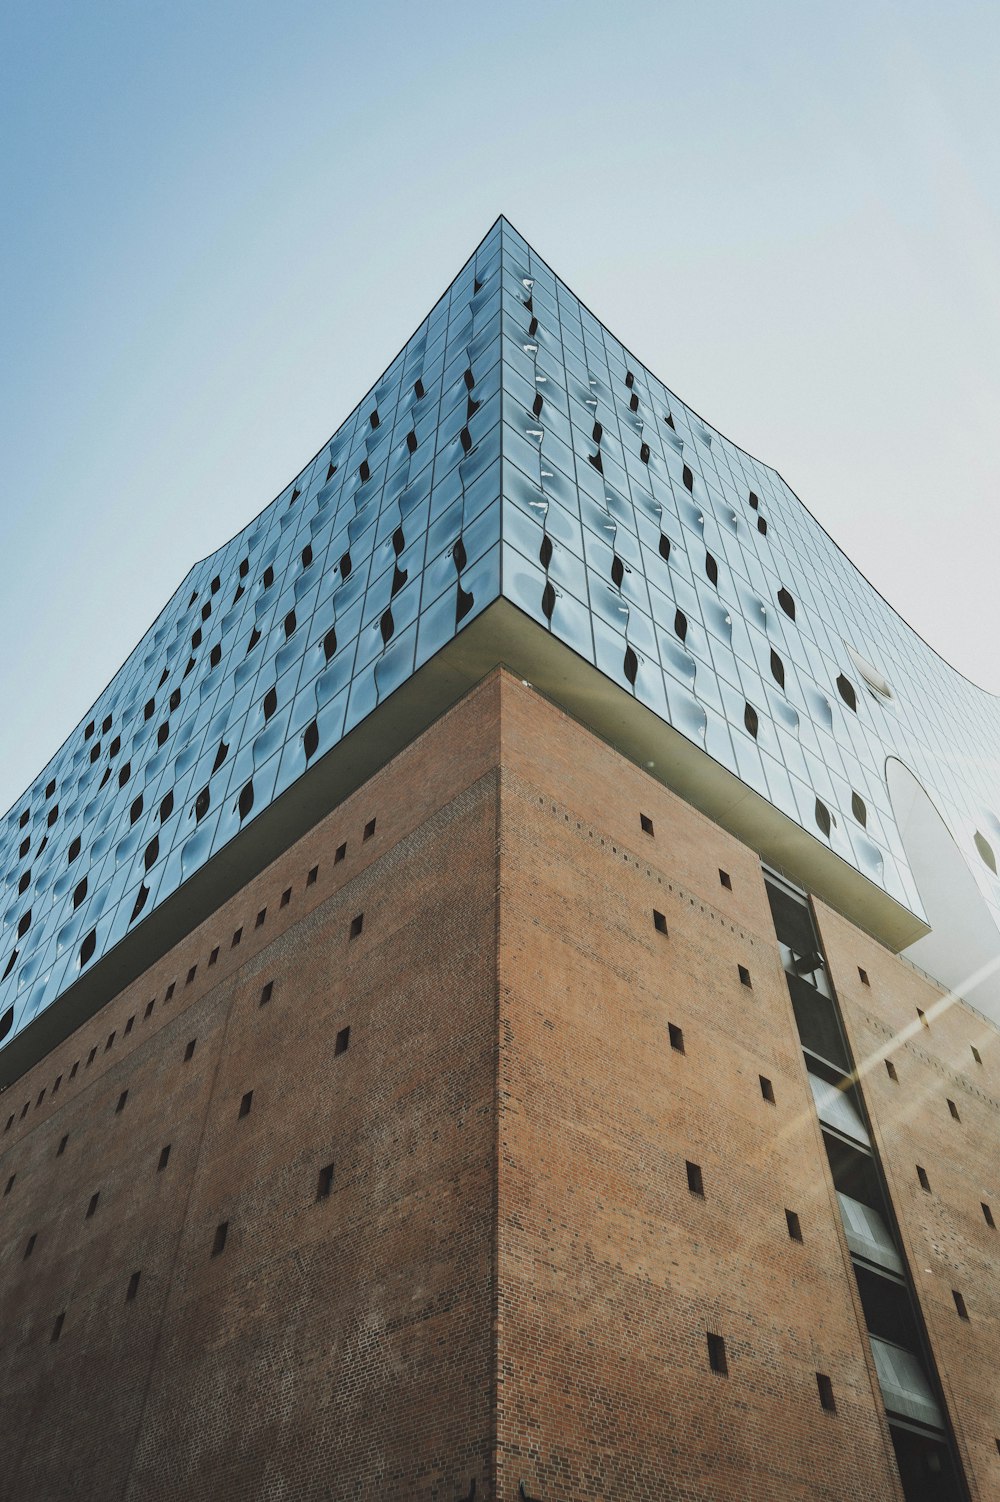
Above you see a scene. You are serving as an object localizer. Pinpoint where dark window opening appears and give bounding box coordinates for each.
[816,1373,836,1412]
[719,869,732,890]
[144,1000,155,1019]
[952,1289,969,1320]
[947,1098,960,1121]
[335,842,347,863]
[51,1312,65,1343]
[212,1222,228,1257]
[686,1160,704,1196]
[668,1022,685,1054]
[335,1026,350,1056]
[260,981,273,1006]
[124,1015,134,1035]
[707,1332,727,1374]
[165,983,175,1000]
[158,1145,171,1172]
[186,965,197,986]
[759,1075,775,1103]
[836,674,857,712]
[115,1090,128,1114]
[917,1008,928,1028]
[785,1209,802,1241]
[640,813,654,836]
[971,1045,982,1064]
[184,1039,196,1062]
[653,910,668,935]
[885,1060,898,1082]
[777,587,795,619]
[349,913,364,939]
[317,1162,335,1200]
[858,967,870,986]
[982,1202,995,1229]
[255,908,266,929]
[57,1135,68,1156]
[86,1191,99,1218]
[738,964,752,989]
[239,1090,253,1119]
[126,1271,141,1302]
[232,928,242,947]
[363,817,376,841]
[208,947,219,967]
[280,887,291,908]
[917,1165,931,1192]
[3,1174,14,1195]
[24,1233,36,1259]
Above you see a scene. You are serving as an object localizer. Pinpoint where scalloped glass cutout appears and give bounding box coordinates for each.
[844,642,894,703]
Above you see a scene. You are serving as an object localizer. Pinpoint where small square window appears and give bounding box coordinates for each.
[115,1090,128,1114]
[653,910,667,935]
[640,813,654,836]
[952,1289,969,1320]
[885,1060,898,1082]
[255,908,266,929]
[186,965,197,985]
[124,1015,134,1035]
[239,1090,253,1119]
[260,980,273,1006]
[86,1191,100,1219]
[334,843,346,864]
[759,1075,775,1104]
[947,1098,961,1121]
[316,1162,335,1200]
[982,1202,995,1229]
[858,967,869,986]
[738,964,752,989]
[208,947,219,967]
[971,1045,982,1065]
[307,865,319,885]
[165,982,175,1001]
[126,1271,141,1303]
[144,1000,155,1019]
[785,1208,802,1241]
[212,1221,228,1257]
[349,913,364,939]
[280,887,291,908]
[57,1134,68,1157]
[686,1160,704,1196]
[363,818,376,841]
[668,1022,685,1054]
[707,1332,728,1375]
[232,927,243,948]
[335,1026,350,1056]
[718,869,732,890]
[917,1165,931,1192]
[184,1039,196,1062]
[157,1144,171,1172]
[816,1373,836,1412]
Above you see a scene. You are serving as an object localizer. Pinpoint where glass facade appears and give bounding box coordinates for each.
[2,215,999,1055]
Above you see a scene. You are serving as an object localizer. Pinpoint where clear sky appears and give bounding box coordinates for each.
[2,0,999,814]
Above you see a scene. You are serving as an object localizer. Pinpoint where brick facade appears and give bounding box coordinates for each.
[0,671,995,1499]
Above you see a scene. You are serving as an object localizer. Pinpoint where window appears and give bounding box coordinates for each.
[640,813,654,836]
[24,1233,36,1259]
[785,1209,802,1241]
[144,1000,155,1019]
[57,1134,68,1156]
[157,1144,171,1172]
[858,967,869,986]
[719,869,732,890]
[707,1332,728,1375]
[69,1061,78,1078]
[917,1165,931,1192]
[982,1202,995,1229]
[115,1090,128,1114]
[186,965,197,985]
[280,887,291,908]
[126,1271,141,1303]
[363,818,376,841]
[335,843,346,864]
[917,1008,928,1028]
[971,1045,982,1065]
[653,910,668,935]
[165,982,175,1001]
[3,1174,14,1195]
[86,1192,100,1218]
[759,1075,775,1104]
[947,1098,961,1121]
[232,927,243,947]
[212,1222,228,1257]
[53,1075,62,1093]
[208,947,219,967]
[239,1090,253,1119]
[349,913,364,939]
[316,1162,335,1200]
[738,964,752,989]
[260,981,273,1006]
[124,1015,134,1035]
[885,1060,898,1083]
[953,1289,969,1320]
[335,1026,350,1056]
[51,1312,65,1343]
[184,1039,196,1062]
[686,1160,704,1196]
[87,1046,97,1066]
[255,908,266,929]
[816,1373,836,1412]
[668,1022,685,1054]
[307,865,319,885]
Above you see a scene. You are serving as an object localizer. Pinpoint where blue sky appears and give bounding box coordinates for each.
[2,0,999,812]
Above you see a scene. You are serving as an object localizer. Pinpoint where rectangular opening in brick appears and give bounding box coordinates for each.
[184,1039,196,1062]
[640,813,654,836]
[186,965,197,985]
[124,1015,134,1035]
[816,1373,836,1411]
[232,928,243,948]
[57,1135,68,1157]
[719,868,732,889]
[87,1047,97,1066]
[208,947,219,967]
[115,1090,128,1114]
[349,913,363,939]
[759,1075,775,1103]
[335,1026,350,1056]
[307,864,319,885]
[785,1208,802,1241]
[917,1165,931,1192]
[126,1271,141,1303]
[334,843,346,864]
[255,908,266,928]
[885,1060,898,1082]
[239,1090,253,1119]
[158,1144,171,1172]
[858,967,869,986]
[165,983,175,1000]
[144,1000,154,1019]
[51,1312,64,1343]
[24,1234,36,1260]
[982,1202,995,1229]
[280,887,291,908]
[316,1162,335,1200]
[260,981,273,1006]
[363,817,376,840]
[952,1289,969,1320]
[105,1032,115,1051]
[212,1221,228,1257]
[972,1045,983,1064]
[668,1022,684,1054]
[4,1174,14,1196]
[738,964,752,988]
[86,1192,99,1218]
[653,909,667,935]
[707,1332,727,1375]
[686,1160,703,1196]
[917,1008,928,1028]
[947,1098,960,1121]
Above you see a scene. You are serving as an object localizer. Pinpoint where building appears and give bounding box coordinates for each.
[0,216,997,1500]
